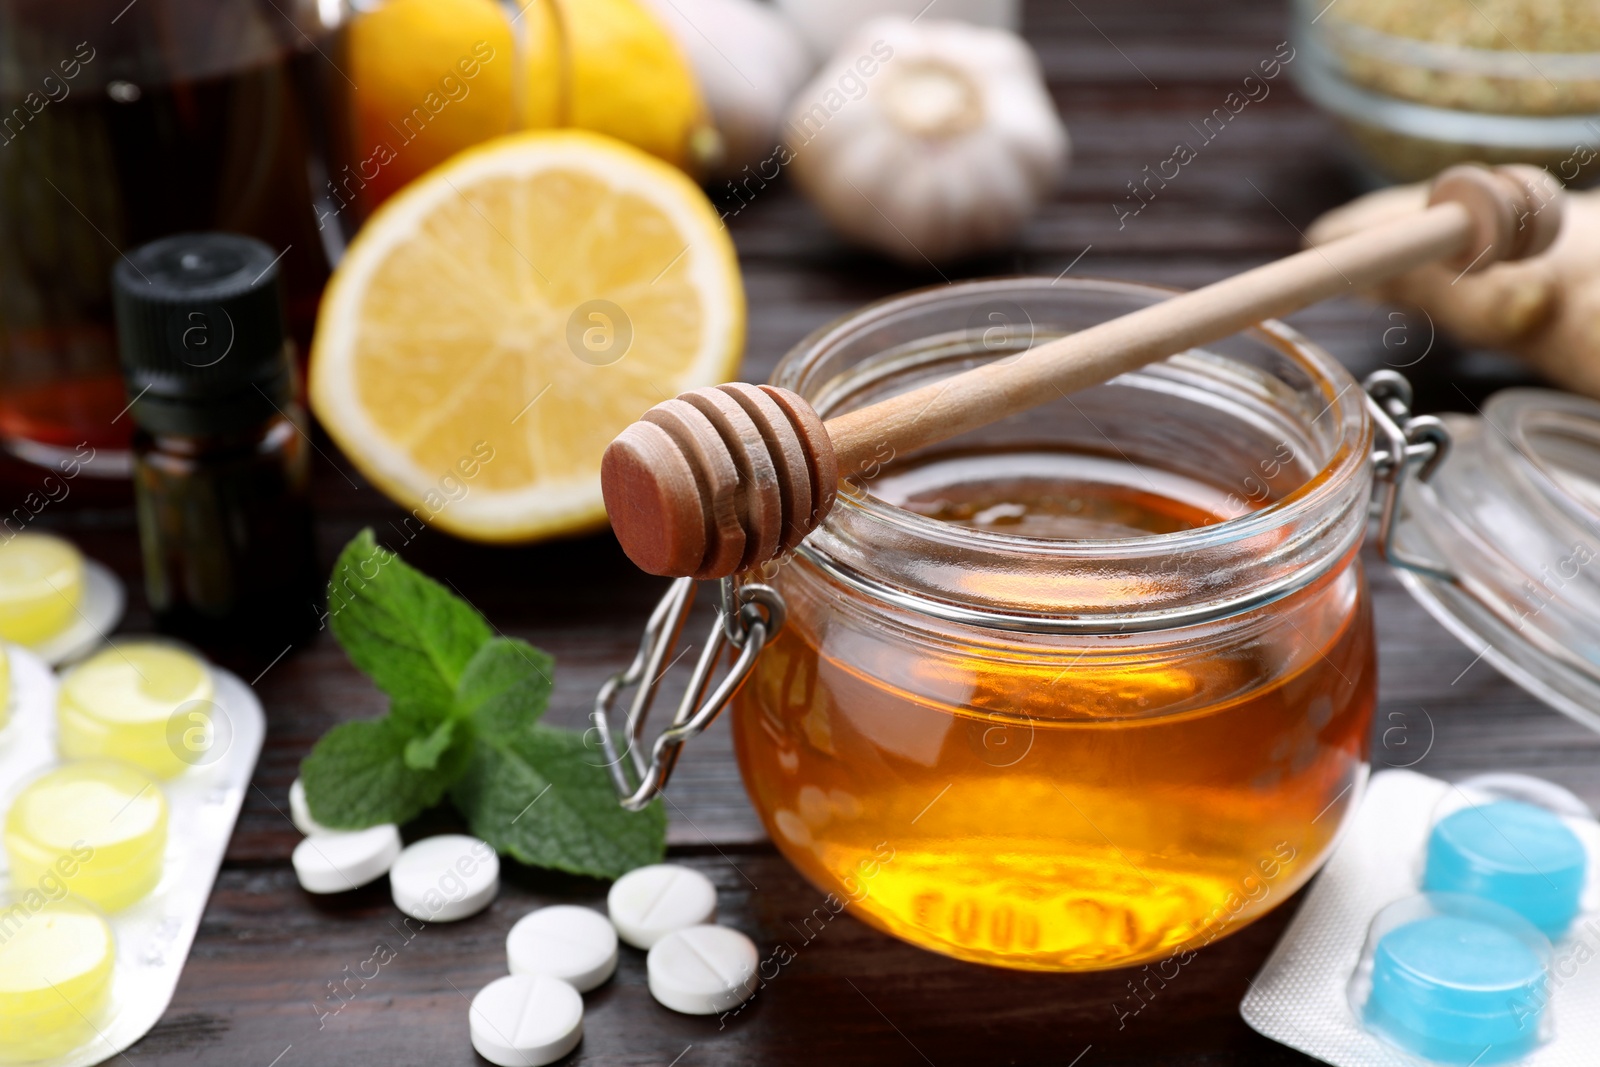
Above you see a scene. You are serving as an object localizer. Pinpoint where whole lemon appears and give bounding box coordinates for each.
[339,0,705,218]
[558,0,708,170]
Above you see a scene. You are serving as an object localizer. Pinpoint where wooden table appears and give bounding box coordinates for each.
[24,1,1600,1063]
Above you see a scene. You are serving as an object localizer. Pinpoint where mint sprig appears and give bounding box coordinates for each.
[299,529,665,879]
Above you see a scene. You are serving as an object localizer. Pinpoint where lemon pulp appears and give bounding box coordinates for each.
[0,896,114,1062]
[0,532,85,645]
[310,130,744,542]
[5,761,168,912]
[57,642,214,778]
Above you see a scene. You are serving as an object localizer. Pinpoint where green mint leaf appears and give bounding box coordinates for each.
[307,531,653,874]
[388,696,444,737]
[404,718,458,771]
[453,725,666,879]
[300,717,467,829]
[326,529,493,725]
[453,637,554,733]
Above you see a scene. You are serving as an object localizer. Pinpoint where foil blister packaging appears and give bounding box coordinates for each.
[0,644,264,1067]
[1242,770,1600,1067]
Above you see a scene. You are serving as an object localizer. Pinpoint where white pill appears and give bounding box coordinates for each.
[289,777,332,836]
[606,864,717,948]
[469,974,583,1067]
[390,834,499,922]
[292,825,402,894]
[647,925,759,1015]
[507,906,618,992]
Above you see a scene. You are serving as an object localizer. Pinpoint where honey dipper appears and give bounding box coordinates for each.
[602,164,1563,580]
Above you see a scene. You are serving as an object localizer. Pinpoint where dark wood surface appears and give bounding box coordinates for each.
[16,1,1600,1064]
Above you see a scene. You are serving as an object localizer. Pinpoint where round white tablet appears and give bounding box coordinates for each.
[469,974,583,1067]
[606,864,717,949]
[390,834,499,922]
[289,777,332,837]
[647,924,759,1015]
[507,905,619,992]
[292,824,402,894]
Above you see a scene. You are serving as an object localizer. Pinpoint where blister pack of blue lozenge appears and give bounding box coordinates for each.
[1241,769,1600,1067]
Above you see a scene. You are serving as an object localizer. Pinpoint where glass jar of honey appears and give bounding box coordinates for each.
[727,278,1379,971]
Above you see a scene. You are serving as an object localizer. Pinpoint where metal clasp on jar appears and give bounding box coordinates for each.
[1365,370,1456,583]
[591,576,784,810]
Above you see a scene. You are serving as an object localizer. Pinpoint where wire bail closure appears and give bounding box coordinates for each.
[592,575,786,811]
[1365,370,1455,583]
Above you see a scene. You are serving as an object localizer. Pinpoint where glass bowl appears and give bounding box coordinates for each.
[1290,0,1600,183]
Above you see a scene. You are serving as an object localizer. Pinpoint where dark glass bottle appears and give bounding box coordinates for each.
[113,233,320,656]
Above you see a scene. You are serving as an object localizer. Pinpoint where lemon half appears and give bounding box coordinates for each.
[310,130,744,542]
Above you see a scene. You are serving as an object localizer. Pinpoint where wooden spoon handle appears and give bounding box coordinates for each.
[827,200,1469,470]
[602,164,1562,579]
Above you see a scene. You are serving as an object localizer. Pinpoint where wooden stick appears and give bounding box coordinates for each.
[601,164,1562,580]
[825,201,1470,471]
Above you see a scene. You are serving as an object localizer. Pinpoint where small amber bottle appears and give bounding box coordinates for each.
[113,233,319,655]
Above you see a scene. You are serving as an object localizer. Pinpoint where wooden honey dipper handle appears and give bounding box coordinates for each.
[602,164,1563,580]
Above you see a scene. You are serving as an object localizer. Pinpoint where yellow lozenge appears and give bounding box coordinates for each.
[57,642,214,778]
[0,894,115,1063]
[0,646,10,734]
[5,761,168,912]
[0,532,85,646]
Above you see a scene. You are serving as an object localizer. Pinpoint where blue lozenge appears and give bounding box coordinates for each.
[1424,800,1588,938]
[1365,914,1547,1065]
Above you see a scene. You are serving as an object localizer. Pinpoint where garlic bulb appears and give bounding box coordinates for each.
[641,0,814,179]
[785,17,1068,265]
[776,0,1020,58]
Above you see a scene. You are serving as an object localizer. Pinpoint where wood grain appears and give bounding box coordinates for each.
[4,2,1596,1064]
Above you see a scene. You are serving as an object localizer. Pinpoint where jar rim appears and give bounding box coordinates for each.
[1489,388,1600,531]
[770,277,1374,632]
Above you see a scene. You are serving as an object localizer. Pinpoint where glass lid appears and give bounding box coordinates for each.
[1389,387,1600,733]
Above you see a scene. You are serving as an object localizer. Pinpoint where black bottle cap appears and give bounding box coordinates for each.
[113,233,293,434]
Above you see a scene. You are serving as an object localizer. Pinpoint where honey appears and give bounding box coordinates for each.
[734,447,1375,969]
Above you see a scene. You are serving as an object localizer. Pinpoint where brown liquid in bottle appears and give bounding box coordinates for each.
[732,448,1376,970]
[0,33,329,471]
